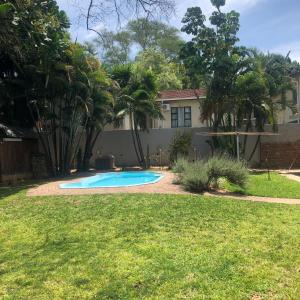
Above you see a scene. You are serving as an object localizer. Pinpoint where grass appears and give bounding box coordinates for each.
[1,185,300,299]
[223,172,300,199]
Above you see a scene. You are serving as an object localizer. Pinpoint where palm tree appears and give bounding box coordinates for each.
[80,66,114,171]
[112,64,162,168]
[23,43,106,176]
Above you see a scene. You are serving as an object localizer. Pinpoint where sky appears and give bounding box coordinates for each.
[56,0,300,62]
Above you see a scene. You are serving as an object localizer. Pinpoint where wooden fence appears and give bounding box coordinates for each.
[0,139,38,182]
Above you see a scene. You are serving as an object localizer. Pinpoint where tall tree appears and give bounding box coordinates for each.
[94,18,184,68]
[135,48,183,90]
[180,0,298,158]
[94,30,132,67]
[85,0,175,37]
[80,54,114,171]
[0,0,70,127]
[112,64,162,168]
[180,1,245,132]
[126,18,184,58]
[0,1,114,176]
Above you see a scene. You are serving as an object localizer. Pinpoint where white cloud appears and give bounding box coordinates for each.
[85,23,105,40]
[270,42,300,62]
[226,0,265,12]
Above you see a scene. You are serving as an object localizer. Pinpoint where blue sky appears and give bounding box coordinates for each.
[56,0,300,62]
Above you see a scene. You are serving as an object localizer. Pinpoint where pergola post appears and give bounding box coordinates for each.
[236,133,240,161]
[196,131,279,163]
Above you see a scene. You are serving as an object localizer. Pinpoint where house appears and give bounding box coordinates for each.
[104,89,208,131]
[153,89,207,129]
[104,83,300,132]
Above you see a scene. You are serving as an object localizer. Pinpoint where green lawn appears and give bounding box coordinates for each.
[1,186,300,299]
[223,172,300,199]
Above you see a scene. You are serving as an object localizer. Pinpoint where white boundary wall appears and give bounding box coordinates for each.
[92,128,212,167]
[91,124,300,167]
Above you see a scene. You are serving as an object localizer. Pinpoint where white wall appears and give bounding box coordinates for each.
[91,124,300,168]
[92,127,212,167]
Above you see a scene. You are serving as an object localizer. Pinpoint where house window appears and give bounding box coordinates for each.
[171,107,192,128]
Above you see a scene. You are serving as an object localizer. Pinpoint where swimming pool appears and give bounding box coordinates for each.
[59,171,164,189]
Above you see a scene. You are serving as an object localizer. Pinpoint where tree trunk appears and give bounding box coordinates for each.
[81,125,94,171]
[129,112,142,166]
[242,108,253,156]
[133,118,146,168]
[248,136,261,162]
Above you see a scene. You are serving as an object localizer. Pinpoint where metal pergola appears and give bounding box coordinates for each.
[196,131,280,160]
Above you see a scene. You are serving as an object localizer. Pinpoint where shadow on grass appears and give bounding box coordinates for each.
[290,172,300,177]
[0,180,48,200]
[249,170,269,175]
[0,171,99,200]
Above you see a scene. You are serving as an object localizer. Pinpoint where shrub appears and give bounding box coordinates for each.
[172,157,189,184]
[206,154,248,189]
[172,157,189,174]
[172,154,249,193]
[182,163,209,193]
[169,131,192,163]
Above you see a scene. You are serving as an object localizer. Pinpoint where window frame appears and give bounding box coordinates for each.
[171,106,192,128]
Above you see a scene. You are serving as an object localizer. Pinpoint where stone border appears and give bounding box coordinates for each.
[204,191,300,205]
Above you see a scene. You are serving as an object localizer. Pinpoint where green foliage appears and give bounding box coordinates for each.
[180,1,243,135]
[94,29,132,67]
[211,0,226,9]
[135,48,183,90]
[206,154,248,188]
[0,1,114,175]
[172,157,190,174]
[0,0,70,126]
[127,18,184,58]
[112,64,161,168]
[181,161,209,192]
[0,3,14,17]
[173,155,248,193]
[94,18,184,68]
[180,1,300,158]
[169,131,192,163]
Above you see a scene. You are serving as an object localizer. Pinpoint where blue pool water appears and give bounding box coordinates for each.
[60,171,164,189]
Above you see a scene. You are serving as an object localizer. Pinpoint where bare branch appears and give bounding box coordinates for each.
[84,0,175,37]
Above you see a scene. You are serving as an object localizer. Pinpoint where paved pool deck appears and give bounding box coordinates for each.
[26,170,300,205]
[27,171,189,197]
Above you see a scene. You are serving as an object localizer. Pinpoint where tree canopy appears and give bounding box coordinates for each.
[94,18,184,67]
[0,0,115,175]
[2,0,300,170]
[84,0,175,37]
[180,0,300,157]
[112,64,161,168]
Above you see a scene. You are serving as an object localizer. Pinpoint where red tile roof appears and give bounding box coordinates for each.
[158,89,206,101]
